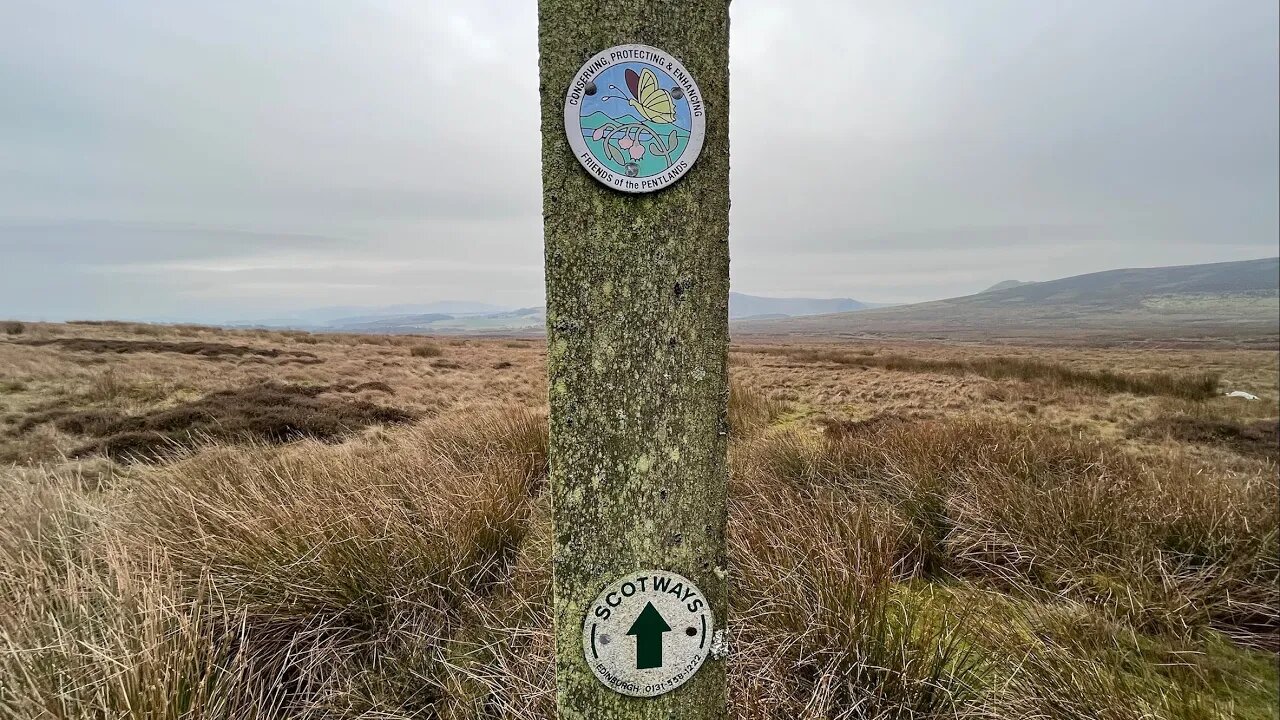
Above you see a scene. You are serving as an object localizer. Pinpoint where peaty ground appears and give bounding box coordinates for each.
[0,321,1277,719]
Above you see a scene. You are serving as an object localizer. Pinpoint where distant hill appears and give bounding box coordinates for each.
[237,293,879,335]
[332,313,455,330]
[328,312,454,327]
[241,302,512,329]
[982,280,1032,293]
[729,293,870,319]
[325,295,875,334]
[736,257,1280,345]
[326,307,546,335]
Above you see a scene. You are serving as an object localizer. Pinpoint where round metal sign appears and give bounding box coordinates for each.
[582,570,713,697]
[563,44,706,193]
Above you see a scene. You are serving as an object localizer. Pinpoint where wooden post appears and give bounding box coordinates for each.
[538,2,730,718]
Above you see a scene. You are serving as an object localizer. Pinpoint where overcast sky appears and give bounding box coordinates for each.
[2,1,1276,322]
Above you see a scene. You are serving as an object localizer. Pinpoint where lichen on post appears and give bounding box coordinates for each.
[538,1,731,718]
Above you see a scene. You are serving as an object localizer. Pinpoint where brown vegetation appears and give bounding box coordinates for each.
[757,417,1277,641]
[20,382,416,461]
[753,346,1222,399]
[1131,415,1279,460]
[16,337,321,362]
[0,322,1276,719]
[410,341,444,357]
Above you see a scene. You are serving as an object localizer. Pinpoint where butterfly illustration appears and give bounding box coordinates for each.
[624,68,676,125]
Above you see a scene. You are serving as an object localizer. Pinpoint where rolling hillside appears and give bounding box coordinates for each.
[236,294,879,334]
[736,257,1280,345]
[729,292,871,319]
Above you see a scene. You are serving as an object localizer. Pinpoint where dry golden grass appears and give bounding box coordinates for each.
[1,322,1276,719]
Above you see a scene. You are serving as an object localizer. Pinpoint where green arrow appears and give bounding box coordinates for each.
[626,601,672,670]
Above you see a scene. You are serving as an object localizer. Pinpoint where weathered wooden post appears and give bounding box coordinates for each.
[538,2,730,718]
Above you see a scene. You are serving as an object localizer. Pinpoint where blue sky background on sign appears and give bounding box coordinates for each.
[0,1,1275,320]
[579,63,693,131]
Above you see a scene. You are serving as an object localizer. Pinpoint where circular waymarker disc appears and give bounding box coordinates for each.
[582,570,714,697]
[563,44,706,193]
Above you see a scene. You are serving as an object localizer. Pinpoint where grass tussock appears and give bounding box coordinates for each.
[730,480,986,718]
[410,342,445,358]
[0,410,548,718]
[762,347,1222,400]
[15,337,322,363]
[131,411,542,715]
[0,473,249,716]
[19,382,416,461]
[728,379,788,437]
[741,418,1279,645]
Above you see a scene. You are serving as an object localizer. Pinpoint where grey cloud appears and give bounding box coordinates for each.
[730,2,1277,270]
[0,0,1275,320]
[0,222,347,264]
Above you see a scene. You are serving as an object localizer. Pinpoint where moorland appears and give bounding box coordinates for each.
[0,319,1276,718]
